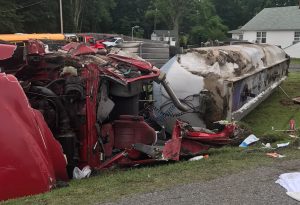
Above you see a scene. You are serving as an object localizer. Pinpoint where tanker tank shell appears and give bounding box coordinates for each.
[153,44,289,133]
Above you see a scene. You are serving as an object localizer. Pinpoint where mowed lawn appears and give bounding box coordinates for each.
[3,72,300,205]
[291,58,300,65]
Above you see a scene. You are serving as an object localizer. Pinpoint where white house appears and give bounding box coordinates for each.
[151,30,176,46]
[229,6,300,58]
[285,42,300,58]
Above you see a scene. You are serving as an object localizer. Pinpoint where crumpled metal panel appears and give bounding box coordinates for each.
[27,40,46,55]
[0,74,68,201]
[153,44,289,132]
[60,42,98,56]
[0,44,16,60]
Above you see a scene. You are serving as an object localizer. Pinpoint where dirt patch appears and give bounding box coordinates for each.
[280,99,295,106]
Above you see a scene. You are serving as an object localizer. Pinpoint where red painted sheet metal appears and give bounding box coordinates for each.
[61,42,81,52]
[162,121,182,161]
[79,64,101,168]
[113,115,157,149]
[0,44,16,60]
[0,74,68,201]
[70,44,97,56]
[107,54,160,83]
[27,40,46,55]
[70,44,98,56]
[184,124,236,145]
[61,42,98,56]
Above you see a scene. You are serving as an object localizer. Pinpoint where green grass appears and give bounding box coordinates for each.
[3,73,300,205]
[5,148,300,205]
[291,58,300,65]
[242,72,300,135]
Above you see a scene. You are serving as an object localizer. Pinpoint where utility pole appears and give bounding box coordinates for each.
[59,0,64,34]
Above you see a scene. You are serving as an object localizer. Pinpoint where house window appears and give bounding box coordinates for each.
[238,34,243,40]
[295,32,300,41]
[256,32,266,43]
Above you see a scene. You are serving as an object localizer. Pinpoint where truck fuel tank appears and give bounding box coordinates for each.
[153,44,289,132]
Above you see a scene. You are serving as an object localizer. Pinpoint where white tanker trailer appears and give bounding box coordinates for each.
[153,44,290,132]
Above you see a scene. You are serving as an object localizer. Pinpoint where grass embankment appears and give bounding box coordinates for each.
[243,72,300,135]
[291,58,300,65]
[4,73,300,205]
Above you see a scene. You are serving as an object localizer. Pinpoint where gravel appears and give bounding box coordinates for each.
[103,160,300,205]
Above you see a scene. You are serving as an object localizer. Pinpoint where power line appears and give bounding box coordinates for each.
[0,0,47,13]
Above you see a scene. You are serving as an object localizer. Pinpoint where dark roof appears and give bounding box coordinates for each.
[241,6,300,31]
[153,30,176,36]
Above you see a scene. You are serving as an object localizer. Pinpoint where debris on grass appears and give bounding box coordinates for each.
[73,166,92,180]
[277,142,290,148]
[262,143,274,149]
[266,152,286,158]
[289,134,298,138]
[188,155,209,161]
[239,134,259,147]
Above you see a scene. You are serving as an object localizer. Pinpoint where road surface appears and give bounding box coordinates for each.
[103,160,300,205]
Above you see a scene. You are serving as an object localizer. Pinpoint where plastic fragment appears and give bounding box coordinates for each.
[262,143,274,149]
[266,152,285,158]
[277,142,290,148]
[239,134,259,147]
[188,155,209,161]
[73,166,92,179]
[289,135,298,138]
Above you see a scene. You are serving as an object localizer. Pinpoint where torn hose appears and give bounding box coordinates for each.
[156,72,190,112]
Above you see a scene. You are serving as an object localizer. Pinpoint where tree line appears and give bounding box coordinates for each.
[0,0,298,45]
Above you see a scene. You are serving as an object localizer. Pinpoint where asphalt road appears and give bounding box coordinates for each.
[103,160,300,205]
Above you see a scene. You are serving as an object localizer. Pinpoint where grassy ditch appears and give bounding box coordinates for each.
[3,72,300,205]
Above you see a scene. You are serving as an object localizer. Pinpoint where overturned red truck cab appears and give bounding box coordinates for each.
[0,40,252,201]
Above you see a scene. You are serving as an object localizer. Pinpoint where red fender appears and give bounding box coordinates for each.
[0,74,68,201]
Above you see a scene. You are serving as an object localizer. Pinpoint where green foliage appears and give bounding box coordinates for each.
[111,0,151,36]
[291,58,300,65]
[146,0,227,45]
[0,0,299,43]
[16,0,59,33]
[81,0,116,33]
[0,0,23,33]
[242,72,300,135]
[213,0,299,30]
[190,16,228,44]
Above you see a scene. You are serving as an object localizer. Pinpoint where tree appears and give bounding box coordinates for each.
[190,16,228,44]
[183,0,227,43]
[80,0,115,33]
[146,0,228,46]
[111,0,151,36]
[264,0,299,7]
[213,0,248,30]
[150,0,195,47]
[0,0,23,33]
[213,0,299,30]
[17,0,59,33]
